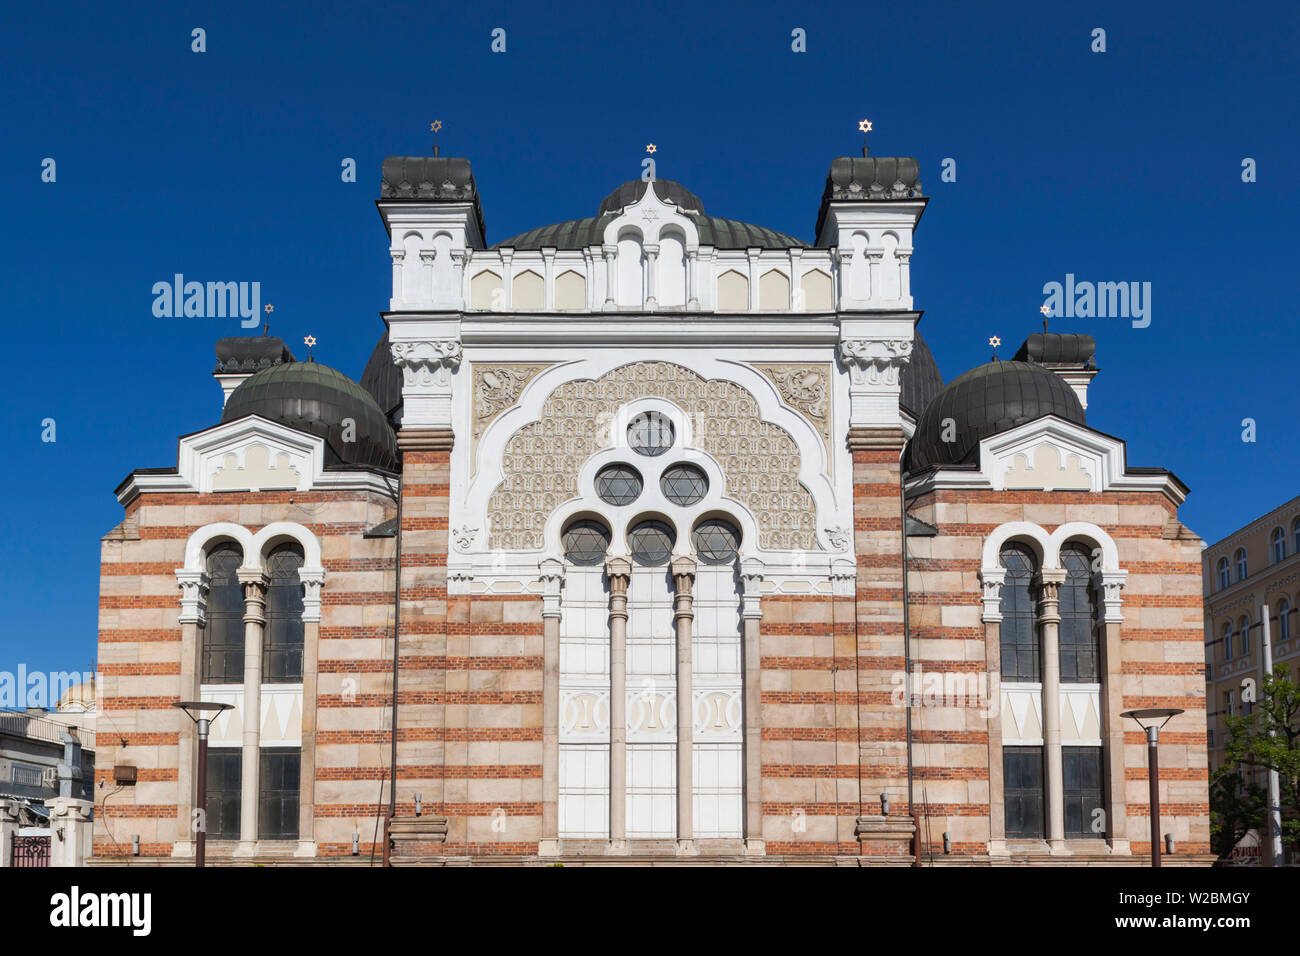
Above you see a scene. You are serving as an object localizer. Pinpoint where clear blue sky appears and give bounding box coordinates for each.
[2,0,1297,676]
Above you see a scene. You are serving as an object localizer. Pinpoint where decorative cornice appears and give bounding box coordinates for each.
[839,338,913,387]
[390,339,462,386]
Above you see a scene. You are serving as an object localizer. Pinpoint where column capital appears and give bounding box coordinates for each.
[740,557,764,619]
[605,556,632,581]
[300,569,325,623]
[838,317,915,430]
[979,567,1006,622]
[670,554,697,583]
[830,558,856,598]
[1095,569,1127,622]
[238,569,268,622]
[388,316,462,429]
[176,569,210,625]
[539,557,565,619]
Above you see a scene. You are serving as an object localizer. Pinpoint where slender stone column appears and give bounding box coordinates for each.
[390,250,405,306]
[236,570,268,854]
[603,244,617,309]
[1098,571,1129,853]
[740,559,764,854]
[538,559,564,857]
[672,555,697,854]
[686,247,699,310]
[643,243,660,309]
[1036,569,1068,855]
[173,569,207,857]
[296,611,321,856]
[606,558,631,853]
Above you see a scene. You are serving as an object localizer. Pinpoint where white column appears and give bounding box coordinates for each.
[539,558,564,857]
[789,248,802,311]
[606,557,631,853]
[1037,569,1069,855]
[420,249,437,305]
[499,248,514,311]
[390,250,405,309]
[746,248,760,311]
[603,244,617,309]
[896,248,913,304]
[235,570,267,855]
[740,558,764,854]
[672,556,697,855]
[686,246,700,310]
[643,243,659,310]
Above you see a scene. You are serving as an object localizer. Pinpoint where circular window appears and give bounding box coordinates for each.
[660,463,709,505]
[628,520,676,567]
[562,519,611,566]
[693,519,740,565]
[628,411,675,457]
[595,464,643,506]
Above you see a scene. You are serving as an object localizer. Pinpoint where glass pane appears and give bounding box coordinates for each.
[264,544,304,683]
[202,544,245,684]
[999,545,1039,681]
[627,412,675,456]
[660,464,708,505]
[563,520,611,566]
[628,520,675,566]
[595,464,643,506]
[692,519,739,564]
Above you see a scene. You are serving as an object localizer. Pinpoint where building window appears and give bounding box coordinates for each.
[1003,746,1045,838]
[1272,527,1287,564]
[201,543,245,683]
[1217,557,1230,591]
[205,749,242,839]
[1225,690,1236,717]
[660,464,708,505]
[628,519,675,567]
[10,762,44,788]
[595,464,643,506]
[1222,622,1233,660]
[1238,615,1251,656]
[692,519,740,565]
[1293,517,1300,557]
[1278,599,1292,642]
[1059,544,1099,682]
[627,411,675,456]
[1235,548,1248,582]
[258,748,300,840]
[264,544,304,683]
[1063,747,1105,838]
[562,519,611,566]
[1208,727,1215,748]
[999,544,1039,681]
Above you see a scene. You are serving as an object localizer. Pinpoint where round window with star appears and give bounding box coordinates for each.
[627,411,675,457]
[692,518,741,565]
[627,519,676,567]
[562,519,611,566]
[660,463,708,506]
[595,464,643,506]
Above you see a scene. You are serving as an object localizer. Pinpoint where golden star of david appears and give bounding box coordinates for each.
[858,119,872,133]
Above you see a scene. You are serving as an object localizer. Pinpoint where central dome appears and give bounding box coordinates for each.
[492,178,807,250]
[906,360,1085,472]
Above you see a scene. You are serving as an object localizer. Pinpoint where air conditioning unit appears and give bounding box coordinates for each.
[40,767,58,788]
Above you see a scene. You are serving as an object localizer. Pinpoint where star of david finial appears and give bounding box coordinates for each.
[1040,302,1052,332]
[989,335,1002,361]
[262,303,274,335]
[858,118,873,156]
[304,334,316,361]
[430,120,443,157]
[646,144,657,154]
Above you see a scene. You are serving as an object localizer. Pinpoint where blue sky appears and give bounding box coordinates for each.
[2,0,1297,676]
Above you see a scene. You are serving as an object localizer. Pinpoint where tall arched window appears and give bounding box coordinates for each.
[1271,527,1287,564]
[201,543,245,684]
[1058,544,1100,682]
[999,544,1039,681]
[1276,599,1291,642]
[1217,557,1230,591]
[1238,615,1251,657]
[1222,622,1233,660]
[264,543,305,682]
[1294,518,1300,557]
[1235,548,1248,582]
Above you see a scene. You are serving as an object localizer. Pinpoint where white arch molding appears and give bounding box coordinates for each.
[178,520,325,622]
[979,520,1126,623]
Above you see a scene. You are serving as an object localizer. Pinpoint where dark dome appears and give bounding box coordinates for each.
[905,361,1085,472]
[361,329,403,426]
[493,178,807,250]
[222,362,399,472]
[901,333,942,417]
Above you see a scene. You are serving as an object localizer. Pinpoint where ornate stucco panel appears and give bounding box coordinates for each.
[753,364,832,470]
[486,361,818,551]
[471,363,553,474]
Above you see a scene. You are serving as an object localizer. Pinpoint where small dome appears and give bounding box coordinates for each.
[361,329,403,426]
[222,362,399,472]
[906,360,1085,471]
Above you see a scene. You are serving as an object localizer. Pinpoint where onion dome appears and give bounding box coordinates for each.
[905,360,1085,471]
[493,178,806,250]
[222,362,399,471]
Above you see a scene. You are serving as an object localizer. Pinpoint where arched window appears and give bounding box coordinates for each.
[1238,615,1251,657]
[1217,557,1230,591]
[1271,527,1287,564]
[1235,548,1248,582]
[1059,544,1099,682]
[1277,599,1291,642]
[263,543,305,682]
[1222,622,1233,660]
[999,544,1039,681]
[1294,518,1300,557]
[201,543,244,684]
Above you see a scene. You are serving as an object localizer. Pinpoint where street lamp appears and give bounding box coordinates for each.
[174,701,233,868]
[1121,707,1185,867]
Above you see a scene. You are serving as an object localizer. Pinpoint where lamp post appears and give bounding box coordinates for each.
[174,701,233,868]
[1121,708,1185,867]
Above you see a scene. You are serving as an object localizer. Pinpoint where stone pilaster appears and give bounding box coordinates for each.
[606,557,631,854]
[1036,569,1069,855]
[538,558,564,857]
[740,558,765,854]
[671,556,697,854]
[235,569,267,855]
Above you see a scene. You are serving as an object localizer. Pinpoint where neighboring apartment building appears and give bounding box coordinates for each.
[91,148,1211,865]
[1203,494,1300,782]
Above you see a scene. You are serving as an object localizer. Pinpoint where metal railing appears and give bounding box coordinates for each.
[0,710,95,750]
